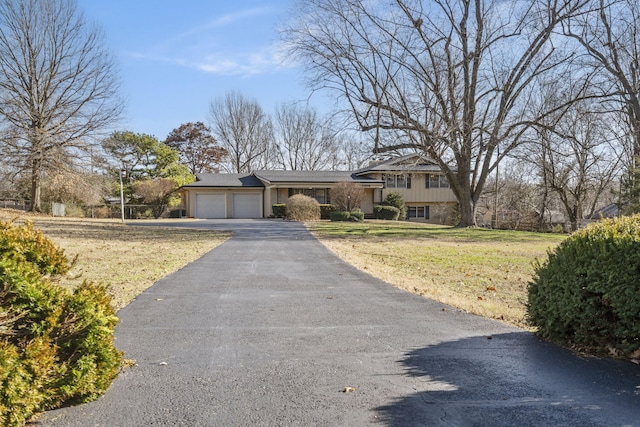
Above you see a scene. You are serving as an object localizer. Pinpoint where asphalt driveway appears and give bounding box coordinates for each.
[38,219,640,426]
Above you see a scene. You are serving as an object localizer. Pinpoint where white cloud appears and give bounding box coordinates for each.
[125,6,298,78]
[179,7,273,39]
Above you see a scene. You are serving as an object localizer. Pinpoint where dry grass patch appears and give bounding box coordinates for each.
[0,209,230,310]
[308,221,566,328]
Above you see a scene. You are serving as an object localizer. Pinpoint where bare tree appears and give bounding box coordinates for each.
[164,121,227,174]
[563,0,640,162]
[334,131,374,171]
[330,181,365,212]
[209,91,273,173]
[285,0,588,226]
[0,0,122,212]
[273,103,338,171]
[534,103,620,230]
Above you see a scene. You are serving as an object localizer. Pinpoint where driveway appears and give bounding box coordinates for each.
[39,219,640,426]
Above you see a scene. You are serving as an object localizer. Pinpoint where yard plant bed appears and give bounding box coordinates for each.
[0,209,229,310]
[308,221,566,328]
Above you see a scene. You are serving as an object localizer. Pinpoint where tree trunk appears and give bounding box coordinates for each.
[458,196,476,227]
[30,159,42,212]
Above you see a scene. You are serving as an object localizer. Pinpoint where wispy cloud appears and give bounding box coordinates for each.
[125,6,294,77]
[126,6,296,78]
[179,7,273,39]
[128,43,293,78]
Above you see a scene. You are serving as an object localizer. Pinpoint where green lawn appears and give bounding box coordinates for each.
[308,221,567,328]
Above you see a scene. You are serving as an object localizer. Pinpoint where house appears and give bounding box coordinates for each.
[178,154,458,223]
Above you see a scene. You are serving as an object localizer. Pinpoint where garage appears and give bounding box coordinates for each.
[195,194,226,218]
[233,193,262,218]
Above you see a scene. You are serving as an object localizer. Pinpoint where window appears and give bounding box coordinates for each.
[289,188,328,204]
[408,205,430,219]
[426,174,449,189]
[384,174,411,189]
[385,174,396,188]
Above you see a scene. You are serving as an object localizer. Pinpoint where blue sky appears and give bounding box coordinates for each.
[78,0,331,140]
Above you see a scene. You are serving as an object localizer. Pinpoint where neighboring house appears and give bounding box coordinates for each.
[178,154,458,223]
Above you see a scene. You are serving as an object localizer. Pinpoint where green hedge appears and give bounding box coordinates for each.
[0,221,122,426]
[382,192,406,220]
[330,210,364,222]
[320,204,335,219]
[527,214,640,357]
[272,204,286,218]
[374,205,400,220]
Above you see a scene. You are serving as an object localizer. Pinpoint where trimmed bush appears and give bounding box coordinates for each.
[285,194,320,221]
[330,210,364,222]
[382,192,406,220]
[320,204,335,219]
[374,205,400,220]
[272,204,286,218]
[0,221,122,426]
[527,214,640,357]
[330,211,352,222]
[350,210,365,221]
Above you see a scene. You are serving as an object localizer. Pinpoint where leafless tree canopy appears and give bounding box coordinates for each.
[273,103,340,170]
[285,0,589,226]
[0,0,122,211]
[209,91,273,174]
[563,0,640,166]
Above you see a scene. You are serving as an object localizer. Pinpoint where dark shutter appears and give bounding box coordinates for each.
[425,205,430,220]
[407,175,412,189]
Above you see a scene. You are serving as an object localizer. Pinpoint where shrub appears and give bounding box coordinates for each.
[330,210,364,222]
[330,211,351,221]
[374,205,400,220]
[350,210,365,221]
[319,204,335,219]
[527,214,640,357]
[285,194,320,221]
[382,192,406,220]
[0,221,122,426]
[272,204,286,218]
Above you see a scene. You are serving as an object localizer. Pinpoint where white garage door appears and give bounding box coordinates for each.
[196,194,226,219]
[233,193,262,218]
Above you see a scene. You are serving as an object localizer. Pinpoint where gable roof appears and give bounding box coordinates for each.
[253,170,382,185]
[183,173,264,188]
[355,153,445,174]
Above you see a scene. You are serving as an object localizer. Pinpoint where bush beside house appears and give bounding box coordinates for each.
[381,192,406,220]
[285,194,320,221]
[374,205,401,220]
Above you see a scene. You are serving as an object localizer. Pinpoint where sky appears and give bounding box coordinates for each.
[78,0,332,140]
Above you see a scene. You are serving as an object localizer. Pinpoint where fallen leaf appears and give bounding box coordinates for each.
[486,286,496,291]
[477,296,483,300]
[343,387,356,393]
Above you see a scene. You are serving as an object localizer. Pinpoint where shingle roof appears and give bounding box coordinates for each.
[355,153,447,174]
[183,173,264,188]
[253,170,382,184]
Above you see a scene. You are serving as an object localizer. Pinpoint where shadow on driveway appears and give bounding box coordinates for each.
[375,332,640,427]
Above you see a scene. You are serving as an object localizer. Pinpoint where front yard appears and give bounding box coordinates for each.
[308,221,567,328]
[0,208,565,327]
[0,210,230,310]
